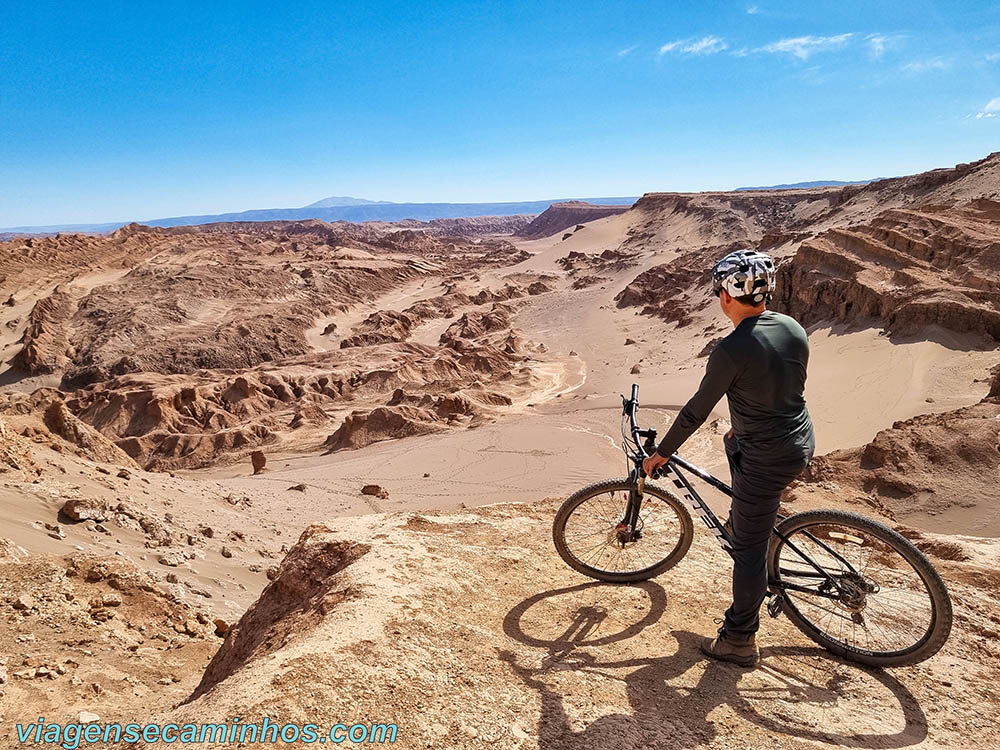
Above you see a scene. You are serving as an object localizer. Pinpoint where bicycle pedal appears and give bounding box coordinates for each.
[766,594,784,618]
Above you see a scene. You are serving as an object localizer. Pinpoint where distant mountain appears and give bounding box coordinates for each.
[733,179,875,191]
[1,196,638,235]
[303,196,389,208]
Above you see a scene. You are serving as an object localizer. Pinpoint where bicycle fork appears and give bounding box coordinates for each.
[615,470,645,544]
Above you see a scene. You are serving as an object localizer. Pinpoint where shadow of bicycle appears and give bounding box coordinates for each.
[500,581,928,749]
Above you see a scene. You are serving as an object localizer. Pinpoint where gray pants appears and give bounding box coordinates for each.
[723,432,811,635]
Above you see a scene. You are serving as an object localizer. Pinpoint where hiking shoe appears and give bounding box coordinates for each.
[700,628,760,667]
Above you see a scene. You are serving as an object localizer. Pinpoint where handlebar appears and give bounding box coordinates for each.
[622,383,661,478]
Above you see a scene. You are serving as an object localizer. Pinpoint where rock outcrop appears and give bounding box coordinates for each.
[800,388,1000,535]
[774,201,1000,340]
[1,221,527,389]
[615,244,741,326]
[188,524,370,700]
[42,399,138,467]
[13,287,76,374]
[0,547,221,741]
[339,282,550,349]
[160,502,1000,750]
[324,388,510,452]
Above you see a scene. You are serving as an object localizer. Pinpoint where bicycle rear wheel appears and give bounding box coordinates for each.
[553,478,694,583]
[768,509,952,667]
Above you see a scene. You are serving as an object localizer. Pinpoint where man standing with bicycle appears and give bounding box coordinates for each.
[643,249,815,667]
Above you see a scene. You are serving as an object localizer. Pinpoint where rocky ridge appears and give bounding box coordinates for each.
[516,201,632,240]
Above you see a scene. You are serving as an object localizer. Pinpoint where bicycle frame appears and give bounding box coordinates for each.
[621,384,860,603]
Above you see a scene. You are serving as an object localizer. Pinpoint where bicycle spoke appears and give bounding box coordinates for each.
[776,521,936,656]
[561,488,686,576]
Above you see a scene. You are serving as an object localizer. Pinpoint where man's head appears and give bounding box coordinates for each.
[711,249,775,325]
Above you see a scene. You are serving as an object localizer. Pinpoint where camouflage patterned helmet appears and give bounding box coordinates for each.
[711,249,776,304]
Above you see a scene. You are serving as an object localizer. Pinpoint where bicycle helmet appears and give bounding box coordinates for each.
[711,249,776,304]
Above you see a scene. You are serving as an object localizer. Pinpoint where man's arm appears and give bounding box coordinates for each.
[655,344,739,459]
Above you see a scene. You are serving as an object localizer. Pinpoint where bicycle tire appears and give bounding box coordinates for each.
[768,509,952,668]
[553,478,694,583]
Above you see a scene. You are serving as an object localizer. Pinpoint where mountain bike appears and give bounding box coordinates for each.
[552,384,953,667]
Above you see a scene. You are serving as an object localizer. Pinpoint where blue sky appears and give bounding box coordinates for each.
[1,0,999,227]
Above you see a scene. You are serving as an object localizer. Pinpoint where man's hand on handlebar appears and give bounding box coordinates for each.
[642,452,669,478]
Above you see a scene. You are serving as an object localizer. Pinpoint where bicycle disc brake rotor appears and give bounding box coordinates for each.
[610,522,641,548]
[832,572,878,622]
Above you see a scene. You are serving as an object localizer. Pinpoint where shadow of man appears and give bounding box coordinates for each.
[500,583,928,749]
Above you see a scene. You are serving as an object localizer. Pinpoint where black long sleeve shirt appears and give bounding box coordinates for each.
[656,310,815,464]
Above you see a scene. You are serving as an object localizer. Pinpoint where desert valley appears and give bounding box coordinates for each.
[1,152,999,748]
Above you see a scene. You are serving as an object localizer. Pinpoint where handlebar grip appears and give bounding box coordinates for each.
[630,383,638,402]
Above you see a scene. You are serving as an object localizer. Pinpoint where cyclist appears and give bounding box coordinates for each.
[642,249,815,667]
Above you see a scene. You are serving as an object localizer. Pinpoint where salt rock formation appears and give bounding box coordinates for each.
[289,404,328,429]
[619,192,818,252]
[0,418,37,478]
[557,248,636,274]
[324,389,510,452]
[251,450,266,475]
[572,274,609,289]
[41,399,138,467]
[439,305,515,348]
[187,524,370,701]
[615,244,742,326]
[422,214,534,236]
[774,201,1000,340]
[13,286,75,374]
[340,310,422,348]
[622,152,1000,255]
[516,201,632,239]
[324,405,450,451]
[339,283,547,348]
[64,330,534,468]
[61,497,111,522]
[0,226,164,293]
[1,221,528,388]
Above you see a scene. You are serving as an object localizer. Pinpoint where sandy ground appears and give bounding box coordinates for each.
[190,225,996,531]
[159,502,1000,750]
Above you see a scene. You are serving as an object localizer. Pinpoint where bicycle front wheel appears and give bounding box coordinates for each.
[769,509,952,667]
[553,478,694,583]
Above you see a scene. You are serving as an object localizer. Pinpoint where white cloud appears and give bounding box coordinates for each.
[900,57,950,74]
[686,36,728,54]
[976,97,1000,118]
[747,5,760,14]
[986,52,1000,62]
[757,33,854,60]
[659,35,728,56]
[864,33,905,60]
[617,44,638,57]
